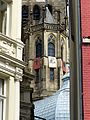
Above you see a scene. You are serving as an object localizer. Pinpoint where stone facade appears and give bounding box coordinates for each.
[81,0,90,119]
[0,0,25,120]
[20,71,34,120]
[22,0,69,101]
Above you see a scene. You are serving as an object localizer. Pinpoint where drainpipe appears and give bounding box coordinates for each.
[69,0,83,120]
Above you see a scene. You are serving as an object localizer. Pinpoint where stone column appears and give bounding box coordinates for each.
[16,0,22,41]
[14,80,20,120]
[7,76,15,120]
[6,3,12,36]
[11,0,22,41]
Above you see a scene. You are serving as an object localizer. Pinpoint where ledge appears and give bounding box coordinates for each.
[0,52,26,69]
[0,33,24,48]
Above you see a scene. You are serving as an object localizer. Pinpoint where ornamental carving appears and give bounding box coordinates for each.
[0,40,16,57]
[30,23,64,33]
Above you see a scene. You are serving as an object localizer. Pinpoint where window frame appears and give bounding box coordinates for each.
[36,69,39,82]
[48,34,55,57]
[33,4,40,20]
[48,42,55,57]
[50,68,54,81]
[0,79,6,120]
[0,0,7,34]
[36,37,42,58]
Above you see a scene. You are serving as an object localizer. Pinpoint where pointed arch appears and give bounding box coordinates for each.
[48,34,56,57]
[35,36,42,58]
[33,4,40,20]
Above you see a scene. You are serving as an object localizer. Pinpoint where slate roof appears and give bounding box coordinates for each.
[34,73,70,120]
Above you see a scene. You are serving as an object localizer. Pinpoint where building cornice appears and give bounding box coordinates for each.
[26,23,65,34]
[0,52,26,69]
[0,33,24,48]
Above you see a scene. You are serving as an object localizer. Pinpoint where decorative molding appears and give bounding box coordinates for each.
[0,40,16,57]
[0,32,24,48]
[0,62,23,81]
[0,52,26,69]
[29,23,65,33]
[0,33,25,60]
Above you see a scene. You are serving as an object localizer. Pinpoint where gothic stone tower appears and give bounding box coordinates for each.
[22,0,69,100]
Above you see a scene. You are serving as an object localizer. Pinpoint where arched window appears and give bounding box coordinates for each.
[22,5,28,26]
[48,34,55,57]
[36,37,42,58]
[33,5,40,20]
[48,43,55,56]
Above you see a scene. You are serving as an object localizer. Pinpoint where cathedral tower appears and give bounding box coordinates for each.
[22,0,69,100]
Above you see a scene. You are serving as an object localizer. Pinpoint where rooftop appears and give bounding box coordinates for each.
[34,72,70,120]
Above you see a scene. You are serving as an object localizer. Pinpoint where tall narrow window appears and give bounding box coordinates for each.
[0,0,7,34]
[48,42,55,56]
[36,37,42,58]
[36,70,39,82]
[22,5,28,27]
[33,5,40,20]
[0,79,6,120]
[48,34,55,81]
[50,68,54,80]
[48,34,55,57]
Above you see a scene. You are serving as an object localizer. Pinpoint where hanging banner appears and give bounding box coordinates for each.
[33,57,40,70]
[48,56,57,68]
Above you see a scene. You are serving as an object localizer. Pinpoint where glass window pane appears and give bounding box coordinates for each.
[36,41,42,58]
[33,5,40,20]
[0,99,3,120]
[0,79,4,95]
[36,70,39,81]
[50,68,54,80]
[0,79,4,120]
[0,0,7,34]
[48,43,55,56]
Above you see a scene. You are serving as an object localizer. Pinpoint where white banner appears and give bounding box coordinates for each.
[48,56,57,68]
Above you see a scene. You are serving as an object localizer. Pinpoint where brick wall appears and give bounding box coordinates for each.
[81,0,90,119]
[82,45,90,119]
[81,0,90,37]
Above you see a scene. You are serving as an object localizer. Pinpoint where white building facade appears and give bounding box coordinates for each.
[0,0,25,120]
